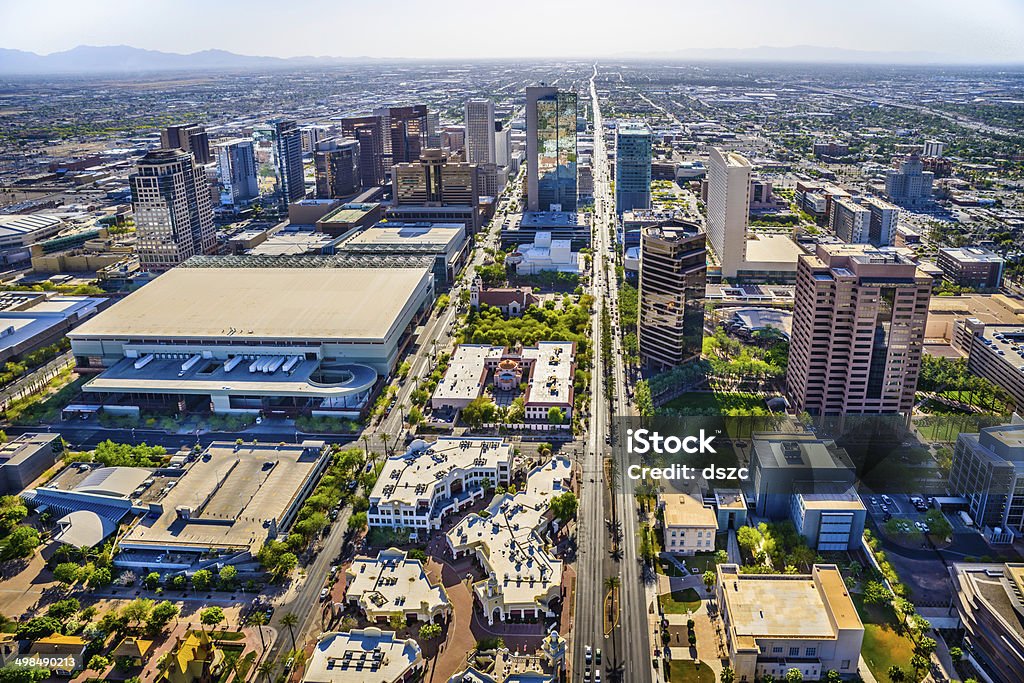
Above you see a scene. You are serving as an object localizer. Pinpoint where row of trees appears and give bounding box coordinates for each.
[258,447,368,578]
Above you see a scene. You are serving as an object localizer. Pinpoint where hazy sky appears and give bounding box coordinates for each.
[1,0,1023,62]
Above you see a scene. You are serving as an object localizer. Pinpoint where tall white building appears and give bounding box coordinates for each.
[215,138,258,208]
[464,98,496,165]
[130,148,216,272]
[923,140,945,157]
[495,122,512,167]
[707,147,751,279]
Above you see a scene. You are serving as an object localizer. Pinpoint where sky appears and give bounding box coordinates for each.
[1,0,1023,63]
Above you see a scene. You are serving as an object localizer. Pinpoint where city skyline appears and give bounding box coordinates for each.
[1,0,1023,65]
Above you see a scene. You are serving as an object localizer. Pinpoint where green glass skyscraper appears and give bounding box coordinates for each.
[527,86,577,212]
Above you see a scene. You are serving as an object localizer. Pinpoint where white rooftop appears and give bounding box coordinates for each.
[346,548,449,619]
[303,628,422,683]
[447,456,571,612]
[69,265,431,342]
[370,437,512,509]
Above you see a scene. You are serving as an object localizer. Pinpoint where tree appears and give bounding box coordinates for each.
[547,406,565,425]
[785,669,804,682]
[886,665,906,682]
[87,655,110,672]
[604,576,620,592]
[736,525,762,554]
[389,613,406,631]
[87,567,112,587]
[51,565,79,589]
[549,492,578,522]
[419,623,442,642]
[348,511,368,532]
[864,580,890,605]
[46,598,80,621]
[147,601,179,634]
[720,667,735,683]
[122,598,153,630]
[191,569,213,592]
[0,496,27,534]
[923,509,953,538]
[5,526,39,558]
[16,617,60,640]
[199,606,225,632]
[276,552,298,577]
[248,611,268,652]
[461,396,497,428]
[0,665,51,683]
[218,565,238,589]
[949,646,963,664]
[916,636,937,657]
[703,570,716,593]
[257,660,275,683]
[910,653,929,677]
[825,671,841,683]
[144,572,161,590]
[715,549,729,565]
[280,612,299,652]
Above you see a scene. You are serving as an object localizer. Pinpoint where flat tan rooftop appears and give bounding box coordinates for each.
[120,442,325,553]
[70,266,430,342]
[743,234,803,268]
[719,564,861,639]
[662,493,717,528]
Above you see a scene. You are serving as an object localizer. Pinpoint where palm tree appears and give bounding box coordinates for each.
[887,665,905,682]
[361,434,370,460]
[248,612,267,652]
[281,612,299,653]
[604,576,620,592]
[257,659,275,683]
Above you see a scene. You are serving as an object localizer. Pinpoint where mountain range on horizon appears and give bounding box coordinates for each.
[0,44,1018,75]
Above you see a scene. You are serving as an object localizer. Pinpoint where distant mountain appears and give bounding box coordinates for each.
[0,44,1012,74]
[614,45,961,65]
[0,45,381,74]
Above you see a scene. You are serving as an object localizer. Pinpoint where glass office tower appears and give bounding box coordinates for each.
[527,87,577,212]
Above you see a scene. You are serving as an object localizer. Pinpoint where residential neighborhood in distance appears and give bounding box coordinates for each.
[0,2,1022,682]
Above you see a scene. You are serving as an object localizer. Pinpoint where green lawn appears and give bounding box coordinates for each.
[668,660,717,682]
[659,588,702,614]
[657,558,685,577]
[852,594,915,680]
[661,392,768,414]
[679,553,719,574]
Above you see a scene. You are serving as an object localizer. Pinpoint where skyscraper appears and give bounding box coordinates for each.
[615,123,652,215]
[464,98,496,165]
[389,149,480,231]
[638,220,707,370]
[271,119,306,207]
[215,138,258,208]
[829,198,871,244]
[426,111,441,148]
[786,243,931,416]
[313,138,360,199]
[381,105,428,165]
[495,121,512,168]
[130,149,216,272]
[706,147,751,279]
[391,149,478,206]
[341,115,385,187]
[862,196,899,246]
[884,153,934,207]
[526,86,577,212]
[161,124,211,164]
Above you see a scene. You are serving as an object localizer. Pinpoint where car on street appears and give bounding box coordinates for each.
[585,645,592,663]
[320,588,330,601]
